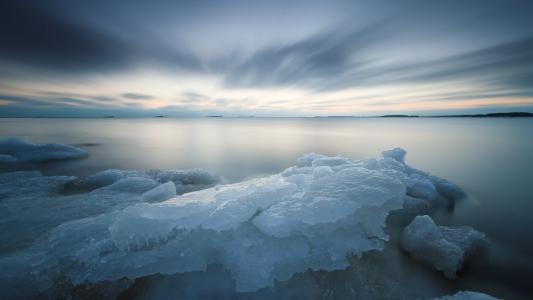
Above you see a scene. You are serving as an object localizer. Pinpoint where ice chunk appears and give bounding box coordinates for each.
[142,181,177,202]
[380,148,465,206]
[78,168,220,194]
[156,169,221,194]
[401,215,487,278]
[1,148,470,294]
[78,169,124,190]
[0,168,217,254]
[29,149,432,292]
[0,137,87,163]
[253,166,406,238]
[382,147,407,163]
[296,152,326,167]
[402,196,432,214]
[432,291,501,300]
[407,173,439,201]
[433,179,467,202]
[387,195,432,226]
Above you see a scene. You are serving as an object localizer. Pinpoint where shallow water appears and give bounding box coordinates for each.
[1,117,532,299]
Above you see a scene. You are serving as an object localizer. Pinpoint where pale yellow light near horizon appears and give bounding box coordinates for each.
[2,70,532,115]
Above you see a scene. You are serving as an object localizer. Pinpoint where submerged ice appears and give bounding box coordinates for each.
[1,147,472,293]
[401,215,487,278]
[0,137,87,164]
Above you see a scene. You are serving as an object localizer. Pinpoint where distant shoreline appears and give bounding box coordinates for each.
[1,112,532,119]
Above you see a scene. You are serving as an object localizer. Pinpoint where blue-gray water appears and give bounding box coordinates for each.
[1,117,532,299]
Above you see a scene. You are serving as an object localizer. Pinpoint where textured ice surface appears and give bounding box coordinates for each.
[401,215,487,278]
[0,147,472,298]
[78,168,220,194]
[433,291,500,300]
[0,137,87,163]
[0,168,220,254]
[0,148,466,293]
[142,181,177,202]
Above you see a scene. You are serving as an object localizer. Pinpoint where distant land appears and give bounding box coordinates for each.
[321,112,533,118]
[379,115,419,118]
[2,112,533,119]
[433,112,533,118]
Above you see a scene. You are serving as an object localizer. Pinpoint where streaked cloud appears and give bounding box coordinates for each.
[1,0,532,116]
[121,93,154,100]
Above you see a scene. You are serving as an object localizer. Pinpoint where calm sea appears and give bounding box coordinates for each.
[1,117,532,298]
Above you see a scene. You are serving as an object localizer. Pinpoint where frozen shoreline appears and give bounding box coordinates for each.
[0,138,501,299]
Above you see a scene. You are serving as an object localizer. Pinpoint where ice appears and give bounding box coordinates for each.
[142,181,177,202]
[78,169,124,189]
[382,147,407,163]
[0,137,87,163]
[78,168,220,194]
[432,291,500,300]
[0,168,220,254]
[401,215,487,278]
[0,147,474,296]
[407,173,439,201]
[3,148,467,293]
[387,195,432,226]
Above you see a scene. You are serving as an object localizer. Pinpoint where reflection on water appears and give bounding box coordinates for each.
[1,117,532,299]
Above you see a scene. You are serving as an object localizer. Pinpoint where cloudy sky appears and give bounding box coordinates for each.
[1,0,532,117]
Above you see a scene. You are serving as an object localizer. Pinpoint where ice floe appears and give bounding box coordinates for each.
[401,215,487,278]
[0,137,87,164]
[0,147,469,293]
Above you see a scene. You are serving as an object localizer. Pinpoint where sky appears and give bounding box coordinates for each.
[1,0,533,117]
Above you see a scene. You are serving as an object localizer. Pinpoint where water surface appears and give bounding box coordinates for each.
[1,117,532,299]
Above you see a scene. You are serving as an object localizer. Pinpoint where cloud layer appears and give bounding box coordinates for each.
[1,0,532,116]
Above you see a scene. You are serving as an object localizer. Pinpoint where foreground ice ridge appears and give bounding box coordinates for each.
[0,137,87,164]
[0,168,220,254]
[22,148,466,292]
[401,215,487,278]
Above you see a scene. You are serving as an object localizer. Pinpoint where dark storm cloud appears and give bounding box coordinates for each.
[0,1,133,73]
[0,0,203,75]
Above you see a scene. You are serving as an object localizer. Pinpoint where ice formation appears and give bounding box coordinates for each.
[0,168,220,254]
[0,147,467,293]
[401,215,487,278]
[78,168,220,194]
[432,291,500,300]
[0,137,87,164]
